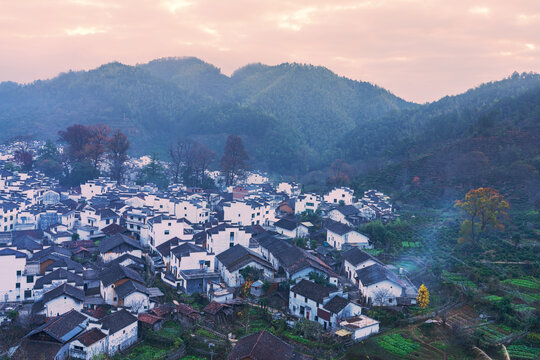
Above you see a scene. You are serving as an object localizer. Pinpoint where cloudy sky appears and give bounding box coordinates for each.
[1,0,539,102]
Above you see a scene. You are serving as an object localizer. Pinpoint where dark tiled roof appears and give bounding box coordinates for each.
[101,309,137,334]
[81,305,113,320]
[156,237,181,257]
[98,233,141,254]
[171,243,206,258]
[150,304,174,317]
[203,301,230,315]
[0,248,26,258]
[290,279,334,303]
[175,303,200,320]
[102,223,127,236]
[45,257,84,274]
[258,237,335,277]
[325,220,354,236]
[227,330,295,360]
[42,283,85,303]
[216,244,273,272]
[342,247,381,267]
[274,218,300,231]
[323,295,350,314]
[75,328,107,347]
[115,280,149,298]
[34,269,84,290]
[100,263,144,287]
[26,309,88,343]
[12,339,62,360]
[355,263,404,288]
[334,205,359,216]
[138,313,163,325]
[95,208,119,219]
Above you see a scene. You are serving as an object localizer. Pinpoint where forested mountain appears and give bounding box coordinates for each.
[0,58,411,172]
[345,72,540,206]
[0,59,538,187]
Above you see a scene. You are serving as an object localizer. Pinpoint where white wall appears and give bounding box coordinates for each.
[0,255,26,302]
[324,188,354,205]
[44,296,83,317]
[108,321,137,355]
[206,226,251,255]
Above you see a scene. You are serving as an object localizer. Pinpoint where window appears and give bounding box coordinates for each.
[164,230,170,235]
[16,270,21,276]
[16,283,20,288]
[315,315,318,321]
[27,275,33,283]
[113,297,117,301]
[229,232,234,242]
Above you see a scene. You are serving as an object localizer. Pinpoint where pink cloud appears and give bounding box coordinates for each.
[0,0,539,102]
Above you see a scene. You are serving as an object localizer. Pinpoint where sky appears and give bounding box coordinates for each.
[1,0,539,103]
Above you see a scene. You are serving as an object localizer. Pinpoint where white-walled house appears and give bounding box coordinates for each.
[170,243,214,279]
[289,279,361,330]
[98,234,143,263]
[173,199,210,224]
[223,200,270,226]
[256,236,338,286]
[0,202,19,232]
[33,283,84,317]
[215,245,274,288]
[114,280,151,313]
[143,215,192,250]
[80,178,116,199]
[70,328,108,360]
[99,263,146,308]
[276,182,301,197]
[342,247,382,283]
[294,194,321,214]
[205,223,251,256]
[339,315,380,341]
[124,207,153,241]
[0,248,27,302]
[274,218,309,239]
[324,187,354,205]
[326,221,370,250]
[327,205,362,227]
[355,263,406,306]
[100,309,138,355]
[80,207,120,231]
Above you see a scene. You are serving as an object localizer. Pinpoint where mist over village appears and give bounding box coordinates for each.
[0,1,538,360]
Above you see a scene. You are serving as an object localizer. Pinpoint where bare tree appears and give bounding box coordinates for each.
[192,142,216,187]
[372,288,392,306]
[169,139,194,184]
[107,129,130,183]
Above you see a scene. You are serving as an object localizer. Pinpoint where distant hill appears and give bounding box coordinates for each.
[345,72,540,207]
[0,58,412,172]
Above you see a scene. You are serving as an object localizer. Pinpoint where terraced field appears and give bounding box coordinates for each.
[506,345,540,359]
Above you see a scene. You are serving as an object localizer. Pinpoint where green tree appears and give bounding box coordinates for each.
[136,153,169,189]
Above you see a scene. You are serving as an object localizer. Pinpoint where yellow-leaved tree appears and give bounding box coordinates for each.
[454,187,509,245]
[416,284,430,314]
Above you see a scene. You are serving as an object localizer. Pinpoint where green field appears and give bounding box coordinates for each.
[506,345,540,359]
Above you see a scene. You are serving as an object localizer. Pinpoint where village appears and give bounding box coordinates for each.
[0,142,431,360]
